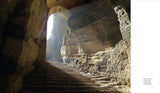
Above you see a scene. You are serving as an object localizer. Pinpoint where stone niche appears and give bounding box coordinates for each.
[61,0,130,86]
[0,0,47,93]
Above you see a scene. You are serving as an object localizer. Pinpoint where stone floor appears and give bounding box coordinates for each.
[19,61,129,93]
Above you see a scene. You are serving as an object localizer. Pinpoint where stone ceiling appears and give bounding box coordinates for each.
[47,0,93,9]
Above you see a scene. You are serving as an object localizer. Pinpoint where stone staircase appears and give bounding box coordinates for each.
[78,68,130,93]
[19,62,128,93]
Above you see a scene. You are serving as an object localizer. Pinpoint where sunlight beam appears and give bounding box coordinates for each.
[47,14,54,40]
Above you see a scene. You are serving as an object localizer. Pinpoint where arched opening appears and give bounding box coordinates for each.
[46,1,123,64]
[46,7,70,62]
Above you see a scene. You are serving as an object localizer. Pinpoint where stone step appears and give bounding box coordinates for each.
[24,84,101,87]
[24,81,96,86]
[24,86,94,91]
[28,73,77,76]
[24,81,100,86]
[44,90,119,93]
[20,62,123,93]
[23,78,92,82]
[91,77,108,81]
[95,80,110,84]
[20,89,121,93]
[24,76,82,80]
[24,84,110,90]
[25,76,88,79]
[90,75,104,78]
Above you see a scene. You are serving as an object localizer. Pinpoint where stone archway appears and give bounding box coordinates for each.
[46,6,71,62]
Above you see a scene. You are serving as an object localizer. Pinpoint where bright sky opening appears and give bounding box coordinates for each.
[47,14,54,40]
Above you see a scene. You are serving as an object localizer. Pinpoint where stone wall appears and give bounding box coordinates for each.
[0,0,47,93]
[61,4,130,86]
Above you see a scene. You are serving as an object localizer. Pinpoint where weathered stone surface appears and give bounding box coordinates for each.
[48,6,71,17]
[47,0,91,9]
[68,0,115,31]
[62,0,124,55]
[114,5,131,62]
[61,3,130,86]
[0,0,47,93]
